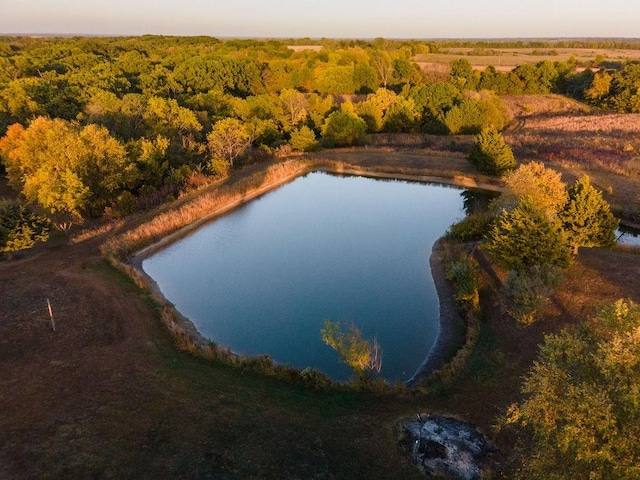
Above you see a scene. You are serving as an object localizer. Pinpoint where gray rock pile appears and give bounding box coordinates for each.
[404,415,494,479]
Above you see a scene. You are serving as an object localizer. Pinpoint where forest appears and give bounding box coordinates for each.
[1,35,640,479]
[1,35,639,227]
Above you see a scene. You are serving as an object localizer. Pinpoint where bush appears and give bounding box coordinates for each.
[113,191,137,217]
[299,367,332,389]
[502,264,563,324]
[467,127,516,176]
[447,211,495,241]
[0,202,50,256]
[446,256,480,308]
[209,157,231,178]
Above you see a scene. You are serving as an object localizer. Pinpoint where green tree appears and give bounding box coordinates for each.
[383,96,418,133]
[584,71,612,103]
[467,127,516,176]
[0,201,50,256]
[352,63,378,93]
[314,65,355,95]
[139,65,181,98]
[369,50,394,88]
[143,96,202,139]
[206,118,251,166]
[132,135,170,190]
[278,89,308,131]
[485,197,570,271]
[356,100,384,133]
[0,117,136,218]
[449,58,478,90]
[559,176,618,254]
[507,299,640,479]
[321,320,382,380]
[321,110,367,147]
[502,161,568,217]
[306,93,334,130]
[289,126,318,152]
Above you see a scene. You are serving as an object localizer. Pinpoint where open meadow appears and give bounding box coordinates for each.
[414,46,640,72]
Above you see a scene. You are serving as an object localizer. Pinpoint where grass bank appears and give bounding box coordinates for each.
[103,154,499,393]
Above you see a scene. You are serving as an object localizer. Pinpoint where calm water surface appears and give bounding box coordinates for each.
[143,172,466,381]
[617,225,640,246]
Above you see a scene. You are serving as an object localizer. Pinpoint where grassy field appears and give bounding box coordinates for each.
[413,47,640,71]
[2,95,640,478]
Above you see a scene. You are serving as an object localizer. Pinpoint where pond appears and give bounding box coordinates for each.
[617,224,640,246]
[142,172,468,382]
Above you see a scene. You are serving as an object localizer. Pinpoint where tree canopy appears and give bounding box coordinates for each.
[0,35,636,224]
[502,161,568,217]
[508,299,640,479]
[559,176,618,254]
[485,197,570,271]
[467,127,516,176]
[0,117,136,217]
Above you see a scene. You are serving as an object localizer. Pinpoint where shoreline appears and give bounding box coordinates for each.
[406,238,465,386]
[124,163,485,384]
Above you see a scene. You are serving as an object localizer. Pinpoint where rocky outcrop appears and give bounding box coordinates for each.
[404,415,494,479]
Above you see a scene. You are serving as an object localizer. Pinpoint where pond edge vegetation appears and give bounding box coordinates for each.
[102,157,500,393]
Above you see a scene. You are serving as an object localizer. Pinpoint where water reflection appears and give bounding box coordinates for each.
[617,224,640,246]
[143,172,467,382]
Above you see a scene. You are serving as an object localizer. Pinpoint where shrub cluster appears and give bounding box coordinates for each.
[0,201,49,257]
[467,128,516,176]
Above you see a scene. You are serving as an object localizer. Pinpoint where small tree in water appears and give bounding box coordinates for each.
[321,320,382,380]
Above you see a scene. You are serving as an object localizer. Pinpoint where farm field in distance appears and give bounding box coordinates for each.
[414,46,640,71]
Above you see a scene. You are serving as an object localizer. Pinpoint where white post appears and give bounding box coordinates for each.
[47,298,56,332]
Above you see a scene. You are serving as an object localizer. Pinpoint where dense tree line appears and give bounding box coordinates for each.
[0,36,513,221]
[447,57,640,111]
[0,35,637,223]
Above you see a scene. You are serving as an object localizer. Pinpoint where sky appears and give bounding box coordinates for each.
[0,0,638,39]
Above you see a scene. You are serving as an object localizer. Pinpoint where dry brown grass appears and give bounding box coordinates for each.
[103,152,503,262]
[4,140,640,479]
[413,47,640,71]
[523,112,640,133]
[102,160,310,259]
[70,220,124,245]
[501,94,590,117]
[500,95,640,220]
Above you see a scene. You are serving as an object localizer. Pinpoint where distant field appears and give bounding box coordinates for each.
[413,47,640,72]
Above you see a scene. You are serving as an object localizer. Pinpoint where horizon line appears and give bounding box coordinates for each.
[2,33,640,42]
